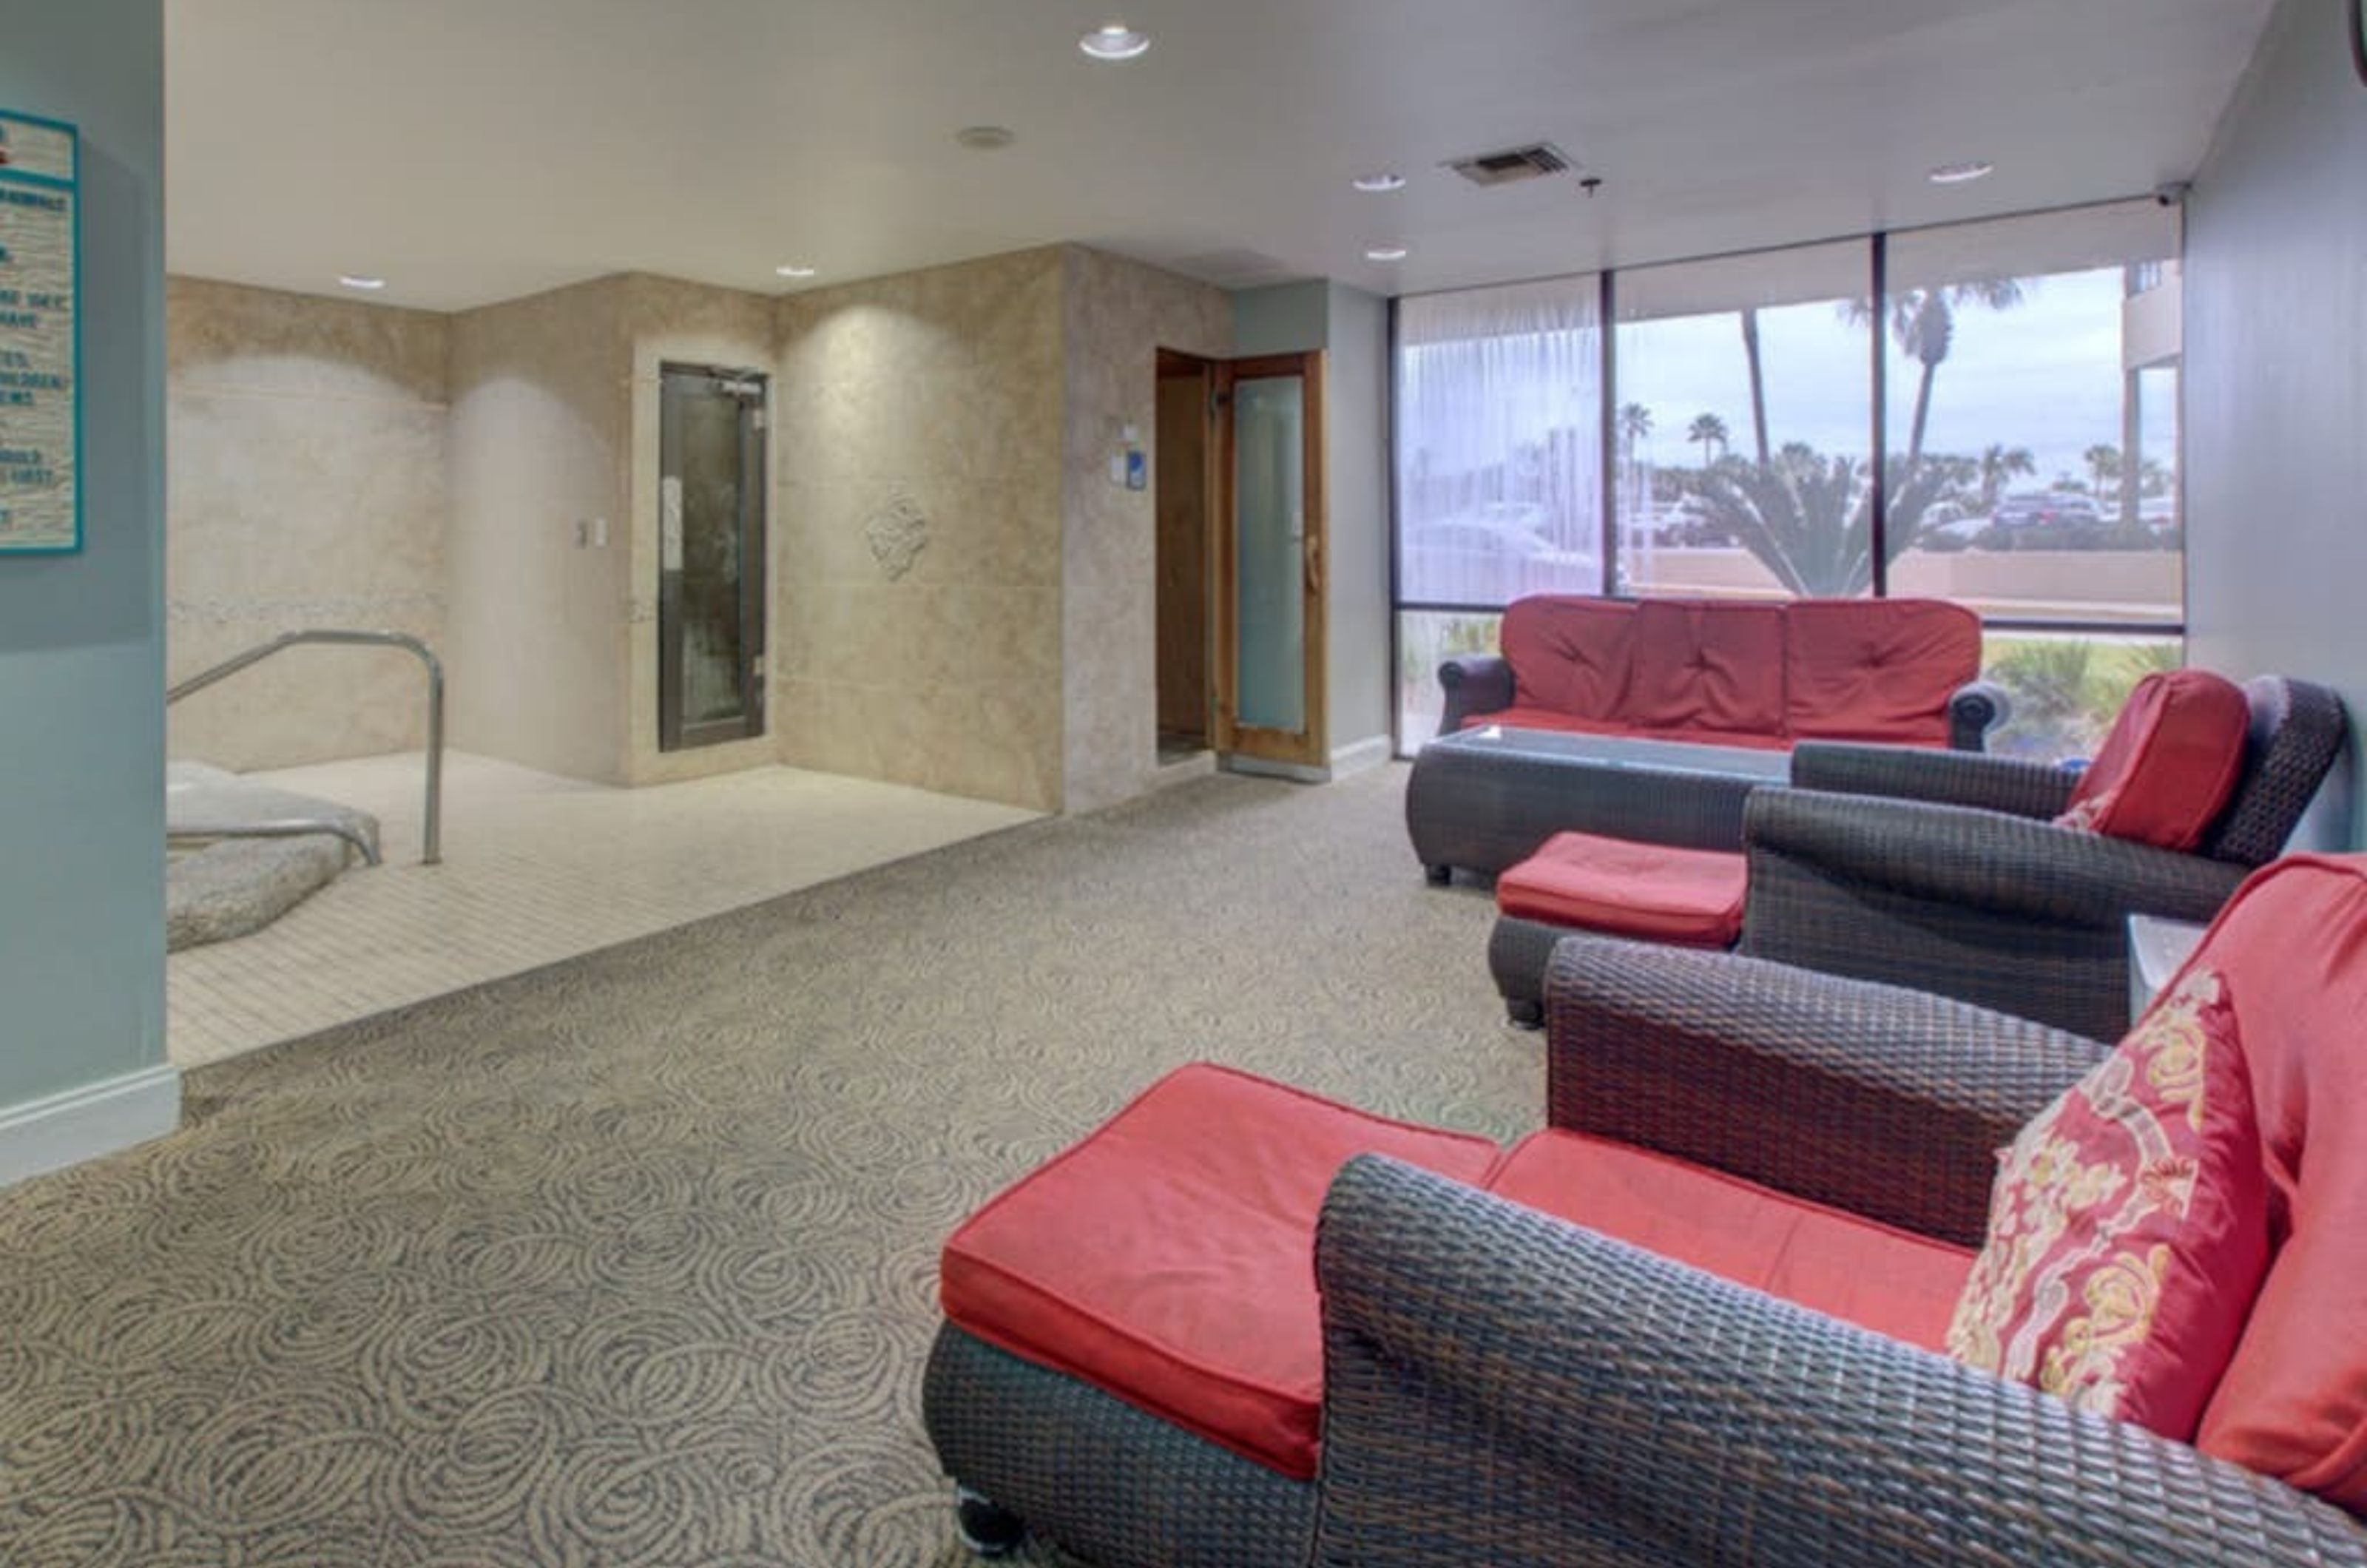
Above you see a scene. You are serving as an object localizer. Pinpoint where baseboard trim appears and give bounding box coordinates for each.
[1328,735,1394,778]
[0,1064,181,1189]
[1223,754,1331,785]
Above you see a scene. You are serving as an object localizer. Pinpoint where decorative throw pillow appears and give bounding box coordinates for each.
[2052,670,2251,850]
[1947,967,2270,1441]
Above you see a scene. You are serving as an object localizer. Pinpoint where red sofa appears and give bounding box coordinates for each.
[1439,594,2002,751]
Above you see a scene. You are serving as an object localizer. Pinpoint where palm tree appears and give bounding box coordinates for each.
[1686,413,1729,471]
[1617,402,1655,518]
[1738,311,1772,467]
[1977,443,2037,512]
[2084,444,2123,504]
[1847,279,2030,481]
[1617,402,1655,456]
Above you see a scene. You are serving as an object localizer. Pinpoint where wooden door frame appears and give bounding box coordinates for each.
[1212,351,1328,768]
[1155,348,1218,747]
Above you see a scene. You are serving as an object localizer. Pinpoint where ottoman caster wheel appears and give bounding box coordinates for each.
[1425,863,1453,886]
[955,1485,1026,1558]
[1505,998,1544,1030]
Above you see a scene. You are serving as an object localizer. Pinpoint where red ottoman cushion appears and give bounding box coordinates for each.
[939,1064,1501,1480]
[1496,831,1749,947]
[1486,1129,1976,1351]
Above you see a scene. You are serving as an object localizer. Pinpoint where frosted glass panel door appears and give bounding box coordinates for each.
[659,365,768,751]
[1215,353,1326,768]
[1234,375,1306,732]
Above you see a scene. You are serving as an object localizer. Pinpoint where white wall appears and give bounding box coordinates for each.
[0,0,180,1182]
[2185,0,2367,845]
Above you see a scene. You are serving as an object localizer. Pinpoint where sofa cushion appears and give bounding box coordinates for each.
[2056,670,2252,851]
[1619,599,1789,737]
[1496,832,1747,947]
[1486,1129,1975,1351]
[2197,856,2367,1512]
[1945,964,2267,1441]
[1500,595,1637,719]
[939,1063,1501,1481]
[1784,598,1980,747]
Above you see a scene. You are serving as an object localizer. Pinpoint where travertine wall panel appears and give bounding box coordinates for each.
[1059,249,1231,813]
[164,278,450,770]
[445,277,632,783]
[773,248,1068,811]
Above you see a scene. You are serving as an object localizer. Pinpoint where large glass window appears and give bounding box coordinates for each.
[1883,202,2183,625]
[1389,200,2184,755]
[1613,242,1873,601]
[1395,279,1604,608]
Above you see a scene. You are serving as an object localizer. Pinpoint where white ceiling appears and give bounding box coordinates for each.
[163,0,2274,314]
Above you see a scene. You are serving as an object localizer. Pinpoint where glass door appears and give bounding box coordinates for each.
[1215,352,1327,769]
[658,364,768,751]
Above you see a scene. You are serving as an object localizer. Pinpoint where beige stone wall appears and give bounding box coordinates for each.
[164,278,450,770]
[445,277,632,783]
[619,275,777,786]
[1058,248,1232,813]
[772,248,1069,811]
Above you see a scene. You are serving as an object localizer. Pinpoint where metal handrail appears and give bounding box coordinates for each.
[169,817,384,868]
[167,629,444,865]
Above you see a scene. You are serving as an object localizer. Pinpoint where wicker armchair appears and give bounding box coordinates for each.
[1312,935,2366,1566]
[1739,675,2346,1041]
[925,933,2367,1564]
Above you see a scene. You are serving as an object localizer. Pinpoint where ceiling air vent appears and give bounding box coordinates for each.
[1447,142,1573,187]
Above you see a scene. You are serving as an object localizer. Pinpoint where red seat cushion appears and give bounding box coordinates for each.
[939,1064,1500,1480]
[2056,670,2252,851]
[1485,1129,1976,1351]
[1947,965,2269,1441]
[1783,598,1980,747]
[1496,831,1748,947]
[2195,856,2367,1512]
[1620,599,1789,737]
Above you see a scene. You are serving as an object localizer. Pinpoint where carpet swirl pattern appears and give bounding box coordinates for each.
[0,766,1530,1565]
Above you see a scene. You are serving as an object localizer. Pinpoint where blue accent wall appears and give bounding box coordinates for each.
[0,0,169,1105]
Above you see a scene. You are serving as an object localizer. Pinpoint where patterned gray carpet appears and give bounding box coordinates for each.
[0,764,1533,1566]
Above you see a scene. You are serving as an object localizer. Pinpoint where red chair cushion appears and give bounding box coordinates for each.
[939,1064,1500,1480]
[2056,670,2252,851]
[1499,595,1637,719]
[1946,965,2269,1441]
[1620,599,1789,737]
[1496,832,1748,947]
[1485,1129,1975,1351]
[2195,856,2367,1511]
[1783,598,1980,747]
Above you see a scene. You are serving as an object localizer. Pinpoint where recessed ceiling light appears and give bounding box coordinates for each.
[1352,172,1408,194]
[1365,246,1409,263]
[1079,23,1150,61]
[337,274,387,291]
[955,125,1016,151]
[1928,160,1995,186]
[775,264,818,280]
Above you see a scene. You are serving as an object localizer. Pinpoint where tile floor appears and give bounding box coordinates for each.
[166,751,1040,1067]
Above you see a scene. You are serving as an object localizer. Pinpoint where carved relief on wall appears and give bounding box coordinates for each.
[865,487,929,581]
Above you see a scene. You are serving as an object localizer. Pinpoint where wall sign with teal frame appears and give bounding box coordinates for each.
[0,109,80,555]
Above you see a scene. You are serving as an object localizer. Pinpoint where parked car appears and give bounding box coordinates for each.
[1402,511,1593,603]
[1990,491,2101,529]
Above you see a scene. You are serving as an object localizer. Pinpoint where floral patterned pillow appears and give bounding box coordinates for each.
[1948,967,2271,1440]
